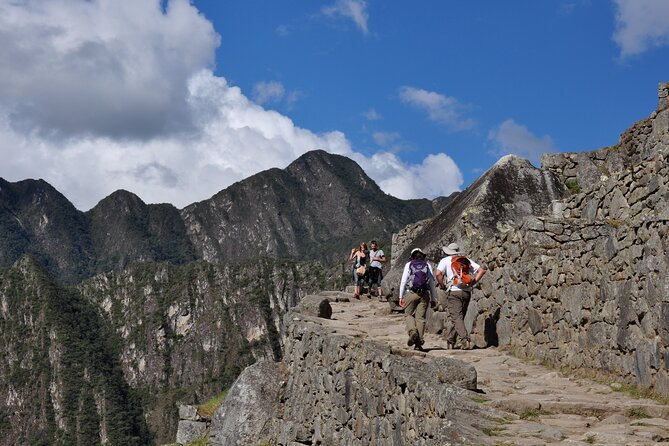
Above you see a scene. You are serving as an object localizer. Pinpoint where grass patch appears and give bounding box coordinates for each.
[184,439,208,446]
[628,407,651,419]
[196,390,229,418]
[565,179,581,194]
[608,382,669,404]
[585,433,597,444]
[519,408,541,420]
[605,218,622,228]
[469,395,488,404]
[481,426,504,437]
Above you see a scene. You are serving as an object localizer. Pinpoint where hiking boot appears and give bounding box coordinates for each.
[414,342,425,352]
[446,339,456,350]
[462,339,472,350]
[407,330,419,347]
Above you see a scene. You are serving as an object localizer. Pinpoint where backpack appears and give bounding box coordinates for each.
[408,259,429,290]
[451,256,474,286]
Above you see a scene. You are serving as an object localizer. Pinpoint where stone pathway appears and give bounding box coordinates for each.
[322,291,669,445]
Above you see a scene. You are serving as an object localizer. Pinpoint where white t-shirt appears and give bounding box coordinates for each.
[436,256,481,292]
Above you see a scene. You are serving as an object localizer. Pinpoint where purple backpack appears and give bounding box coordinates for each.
[408,259,429,290]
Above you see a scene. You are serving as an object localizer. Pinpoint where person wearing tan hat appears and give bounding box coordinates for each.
[399,247,438,351]
[435,243,486,350]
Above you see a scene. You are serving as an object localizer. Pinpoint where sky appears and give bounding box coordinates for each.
[1,0,668,211]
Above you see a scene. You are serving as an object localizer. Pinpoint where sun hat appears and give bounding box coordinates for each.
[410,248,425,257]
[442,243,463,256]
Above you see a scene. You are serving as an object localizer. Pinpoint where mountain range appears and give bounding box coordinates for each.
[0,149,450,444]
[0,149,446,285]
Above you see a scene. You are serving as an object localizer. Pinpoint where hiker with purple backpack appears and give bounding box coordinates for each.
[435,243,486,350]
[398,248,438,351]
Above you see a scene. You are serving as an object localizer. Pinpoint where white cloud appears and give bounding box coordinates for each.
[359,152,463,200]
[0,0,219,139]
[363,108,381,121]
[276,24,291,37]
[613,0,669,57]
[322,0,369,35]
[252,81,286,105]
[399,86,476,132]
[488,119,557,165]
[0,0,462,210]
[372,131,400,146]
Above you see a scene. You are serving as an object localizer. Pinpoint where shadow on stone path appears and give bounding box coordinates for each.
[321,291,669,445]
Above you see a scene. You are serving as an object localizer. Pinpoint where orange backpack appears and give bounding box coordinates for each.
[451,256,474,286]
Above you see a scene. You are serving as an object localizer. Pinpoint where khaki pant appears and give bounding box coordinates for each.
[446,289,471,343]
[404,290,431,341]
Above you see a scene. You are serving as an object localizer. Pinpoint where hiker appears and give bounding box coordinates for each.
[435,242,486,350]
[399,248,437,351]
[349,241,368,299]
[367,240,386,300]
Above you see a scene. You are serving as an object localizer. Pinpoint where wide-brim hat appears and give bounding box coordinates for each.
[442,243,463,256]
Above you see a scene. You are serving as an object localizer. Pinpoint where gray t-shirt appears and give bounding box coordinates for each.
[369,249,384,268]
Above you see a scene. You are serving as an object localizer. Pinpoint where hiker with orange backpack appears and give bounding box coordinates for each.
[435,243,486,350]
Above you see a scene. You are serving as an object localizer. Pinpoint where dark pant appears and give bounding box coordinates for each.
[446,289,471,343]
[368,266,382,292]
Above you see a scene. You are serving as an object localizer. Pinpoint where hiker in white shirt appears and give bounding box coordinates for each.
[435,243,486,350]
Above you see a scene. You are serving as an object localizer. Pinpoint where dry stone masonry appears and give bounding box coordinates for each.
[423,83,669,396]
[205,293,501,446]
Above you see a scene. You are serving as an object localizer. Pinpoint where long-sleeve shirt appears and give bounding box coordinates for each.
[399,261,438,302]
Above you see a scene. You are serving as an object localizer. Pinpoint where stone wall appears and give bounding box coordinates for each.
[424,83,669,396]
[206,298,499,446]
[391,219,430,267]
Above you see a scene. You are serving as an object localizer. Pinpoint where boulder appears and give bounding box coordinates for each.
[208,361,286,446]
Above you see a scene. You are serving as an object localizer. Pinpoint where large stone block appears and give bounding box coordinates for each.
[176,420,208,445]
[527,308,543,335]
[208,361,286,446]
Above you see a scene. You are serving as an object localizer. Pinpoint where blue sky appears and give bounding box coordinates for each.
[0,0,668,209]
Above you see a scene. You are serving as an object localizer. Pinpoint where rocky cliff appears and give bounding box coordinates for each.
[0,255,326,445]
[390,82,669,396]
[0,147,442,444]
[0,257,151,445]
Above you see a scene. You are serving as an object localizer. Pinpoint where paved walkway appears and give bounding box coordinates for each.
[322,291,669,445]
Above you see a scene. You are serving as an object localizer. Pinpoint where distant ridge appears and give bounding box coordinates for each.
[0,150,442,283]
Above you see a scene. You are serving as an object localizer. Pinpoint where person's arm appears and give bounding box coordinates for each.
[435,269,447,289]
[435,258,448,289]
[469,259,486,285]
[398,263,410,306]
[474,267,486,285]
[427,264,438,305]
[376,250,386,263]
[349,248,356,261]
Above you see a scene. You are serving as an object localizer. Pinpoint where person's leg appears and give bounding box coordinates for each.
[415,293,430,343]
[446,293,463,345]
[448,291,470,346]
[376,269,383,297]
[403,291,420,344]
